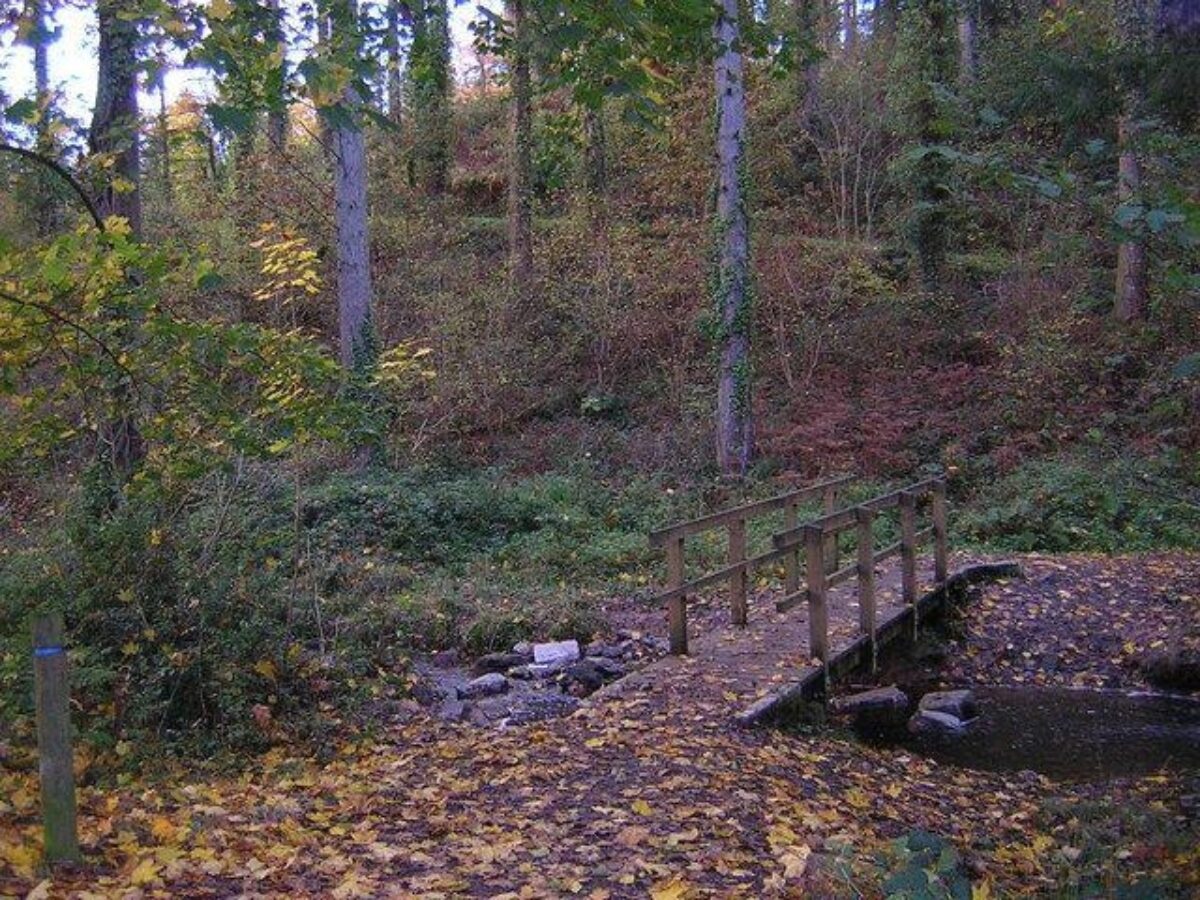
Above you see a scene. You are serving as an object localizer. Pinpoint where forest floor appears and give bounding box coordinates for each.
[1,553,1198,898]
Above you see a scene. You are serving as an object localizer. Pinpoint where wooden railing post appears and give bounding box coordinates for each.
[803,525,829,664]
[782,501,800,596]
[932,479,948,583]
[822,485,839,575]
[855,507,877,672]
[727,516,748,626]
[667,536,688,655]
[899,490,918,638]
[33,613,80,864]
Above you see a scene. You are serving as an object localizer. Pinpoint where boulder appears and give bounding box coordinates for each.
[506,693,580,725]
[512,641,534,657]
[907,709,968,736]
[918,689,977,720]
[458,672,509,699]
[471,652,531,676]
[533,640,581,665]
[562,657,626,696]
[1140,649,1200,691]
[832,686,909,715]
[437,698,468,722]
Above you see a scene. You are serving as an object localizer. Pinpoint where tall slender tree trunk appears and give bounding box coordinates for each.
[1114,0,1150,321]
[507,0,534,297]
[385,0,404,125]
[958,0,979,82]
[157,79,172,209]
[714,0,753,478]
[327,0,375,369]
[795,0,821,131]
[90,0,142,237]
[410,0,451,194]
[582,103,607,224]
[1114,108,1148,321]
[843,0,858,51]
[90,0,144,477]
[24,0,56,234]
[266,0,288,150]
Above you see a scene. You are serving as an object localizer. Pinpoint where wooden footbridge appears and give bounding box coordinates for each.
[622,474,1011,724]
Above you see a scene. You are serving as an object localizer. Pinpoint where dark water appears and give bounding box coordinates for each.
[856,686,1200,782]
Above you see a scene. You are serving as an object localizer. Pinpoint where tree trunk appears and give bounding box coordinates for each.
[91,0,145,479]
[713,0,753,478]
[266,0,288,150]
[385,0,404,125]
[329,0,375,369]
[582,103,607,224]
[507,0,534,296]
[958,0,978,83]
[795,0,821,131]
[1114,108,1148,321]
[843,0,857,51]
[410,0,451,194]
[24,0,55,234]
[1114,0,1150,321]
[157,79,172,208]
[90,0,142,238]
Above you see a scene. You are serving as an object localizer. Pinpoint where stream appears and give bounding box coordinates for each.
[854,685,1200,782]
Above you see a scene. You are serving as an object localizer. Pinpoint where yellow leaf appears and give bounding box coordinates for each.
[149,816,178,843]
[0,841,38,877]
[208,0,233,20]
[650,878,689,900]
[631,798,652,816]
[254,659,278,681]
[129,857,160,886]
[972,882,992,900]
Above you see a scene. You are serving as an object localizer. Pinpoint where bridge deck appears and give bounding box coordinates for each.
[600,553,990,722]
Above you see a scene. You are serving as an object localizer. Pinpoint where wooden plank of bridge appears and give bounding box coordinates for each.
[856,506,877,672]
[804,526,829,664]
[899,490,918,638]
[728,516,748,626]
[782,501,799,596]
[822,484,838,575]
[667,535,688,655]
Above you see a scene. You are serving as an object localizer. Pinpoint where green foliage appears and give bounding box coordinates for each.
[0,464,677,754]
[957,455,1200,553]
[873,831,972,900]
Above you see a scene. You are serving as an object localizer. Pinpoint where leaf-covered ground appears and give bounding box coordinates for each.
[938,552,1200,690]
[2,553,1198,898]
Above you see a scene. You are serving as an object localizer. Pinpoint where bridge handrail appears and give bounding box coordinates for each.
[648,475,856,654]
[647,474,856,547]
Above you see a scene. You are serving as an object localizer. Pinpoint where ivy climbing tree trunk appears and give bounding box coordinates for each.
[891,0,957,293]
[1114,0,1150,322]
[713,0,753,478]
[409,0,452,194]
[507,0,534,298]
[90,0,142,238]
[90,0,145,479]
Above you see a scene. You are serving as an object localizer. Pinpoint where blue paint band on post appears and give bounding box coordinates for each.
[34,645,65,657]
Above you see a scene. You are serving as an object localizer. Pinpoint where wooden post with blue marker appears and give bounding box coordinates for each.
[33,612,80,863]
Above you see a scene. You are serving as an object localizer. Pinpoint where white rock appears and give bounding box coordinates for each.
[533,640,580,665]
